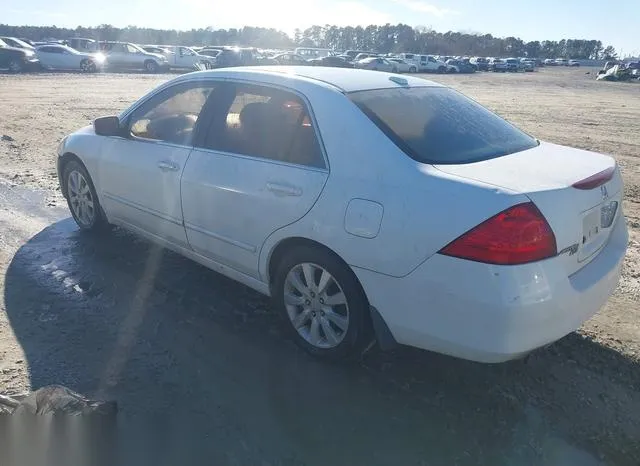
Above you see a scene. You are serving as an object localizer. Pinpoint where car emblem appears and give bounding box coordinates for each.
[601,185,608,200]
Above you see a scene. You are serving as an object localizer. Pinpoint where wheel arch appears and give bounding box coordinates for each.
[58,152,89,198]
[266,237,368,303]
[266,236,394,351]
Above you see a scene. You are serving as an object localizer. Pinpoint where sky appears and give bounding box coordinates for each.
[5,0,639,56]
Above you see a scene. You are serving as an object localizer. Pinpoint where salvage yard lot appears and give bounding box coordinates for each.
[0,66,639,464]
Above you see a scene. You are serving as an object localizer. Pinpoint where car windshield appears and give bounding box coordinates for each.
[349,86,538,164]
[5,37,32,48]
[0,38,7,47]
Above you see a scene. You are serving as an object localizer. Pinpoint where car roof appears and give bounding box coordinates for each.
[181,66,441,93]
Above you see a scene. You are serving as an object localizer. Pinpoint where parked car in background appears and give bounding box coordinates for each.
[505,58,521,72]
[214,48,259,68]
[141,45,173,56]
[446,59,476,73]
[199,48,221,59]
[308,55,353,68]
[355,57,398,72]
[488,58,508,72]
[294,47,332,59]
[395,53,419,68]
[354,53,378,61]
[417,55,448,73]
[470,57,489,71]
[57,67,627,363]
[272,53,309,66]
[99,41,168,72]
[520,59,535,72]
[162,46,215,70]
[35,44,105,72]
[0,36,35,50]
[543,58,556,66]
[388,58,417,73]
[65,38,98,53]
[0,38,40,72]
[335,54,354,62]
[345,50,374,60]
[568,59,580,67]
[555,58,569,66]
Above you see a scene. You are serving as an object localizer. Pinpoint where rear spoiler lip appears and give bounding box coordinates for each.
[572,165,616,190]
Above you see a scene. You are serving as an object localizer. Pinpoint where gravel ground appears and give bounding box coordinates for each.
[0,67,639,465]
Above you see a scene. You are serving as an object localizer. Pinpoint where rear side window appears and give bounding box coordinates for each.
[200,84,325,168]
[349,87,538,164]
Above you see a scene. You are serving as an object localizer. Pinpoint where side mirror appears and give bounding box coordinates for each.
[94,116,122,137]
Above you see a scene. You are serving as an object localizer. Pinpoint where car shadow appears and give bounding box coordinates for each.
[4,219,640,465]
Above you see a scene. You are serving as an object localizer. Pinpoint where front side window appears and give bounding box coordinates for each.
[126,44,139,53]
[200,84,324,168]
[350,87,538,165]
[129,83,214,145]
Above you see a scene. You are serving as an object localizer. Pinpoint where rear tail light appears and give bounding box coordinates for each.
[439,202,557,265]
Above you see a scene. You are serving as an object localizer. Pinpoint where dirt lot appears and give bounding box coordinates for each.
[0,67,639,465]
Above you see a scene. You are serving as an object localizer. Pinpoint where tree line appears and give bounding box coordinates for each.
[0,23,618,59]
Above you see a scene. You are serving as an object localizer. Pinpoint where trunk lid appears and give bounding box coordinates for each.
[434,142,623,275]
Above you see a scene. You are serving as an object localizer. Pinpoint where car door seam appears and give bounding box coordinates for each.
[183,221,257,253]
[103,191,183,226]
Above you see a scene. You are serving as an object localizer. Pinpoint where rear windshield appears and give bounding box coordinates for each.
[349,87,538,164]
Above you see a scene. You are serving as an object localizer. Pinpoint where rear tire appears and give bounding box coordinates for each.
[62,160,109,232]
[437,66,446,74]
[409,66,417,73]
[272,245,371,360]
[145,60,159,73]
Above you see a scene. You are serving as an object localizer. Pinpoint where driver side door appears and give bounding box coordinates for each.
[98,81,217,247]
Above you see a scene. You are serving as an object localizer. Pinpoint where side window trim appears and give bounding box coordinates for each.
[192,79,329,171]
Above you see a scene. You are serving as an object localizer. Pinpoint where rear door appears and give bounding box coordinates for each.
[181,82,328,278]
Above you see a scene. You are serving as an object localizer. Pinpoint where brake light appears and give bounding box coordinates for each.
[439,203,557,265]
[572,166,615,190]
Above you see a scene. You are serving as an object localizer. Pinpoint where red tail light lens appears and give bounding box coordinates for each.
[439,202,557,265]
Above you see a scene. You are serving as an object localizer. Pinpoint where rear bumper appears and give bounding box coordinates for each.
[355,214,628,363]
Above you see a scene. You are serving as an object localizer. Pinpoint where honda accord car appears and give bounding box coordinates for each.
[56,67,628,363]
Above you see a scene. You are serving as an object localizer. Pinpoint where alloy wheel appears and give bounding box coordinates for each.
[67,170,95,227]
[8,60,22,73]
[284,262,349,349]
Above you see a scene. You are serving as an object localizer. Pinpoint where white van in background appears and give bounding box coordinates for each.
[396,53,447,73]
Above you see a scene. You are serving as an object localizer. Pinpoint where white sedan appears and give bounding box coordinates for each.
[35,44,105,72]
[389,58,418,73]
[56,67,628,363]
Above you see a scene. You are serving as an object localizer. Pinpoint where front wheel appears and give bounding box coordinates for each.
[392,66,398,73]
[80,59,96,73]
[145,60,159,73]
[8,59,22,73]
[63,160,109,232]
[409,66,417,73]
[437,66,446,74]
[273,246,371,359]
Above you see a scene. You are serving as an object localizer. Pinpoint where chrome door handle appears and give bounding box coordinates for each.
[266,182,302,197]
[157,161,179,172]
